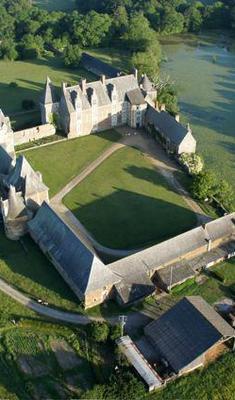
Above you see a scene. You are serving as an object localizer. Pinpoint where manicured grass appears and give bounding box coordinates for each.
[0,229,82,312]
[0,57,94,129]
[149,351,235,400]
[64,147,197,249]
[21,130,121,197]
[172,258,235,304]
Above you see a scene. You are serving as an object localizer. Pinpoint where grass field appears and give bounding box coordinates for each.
[150,351,235,400]
[0,57,94,129]
[21,130,121,197]
[64,147,197,249]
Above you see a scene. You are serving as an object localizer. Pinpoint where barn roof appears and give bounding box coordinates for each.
[28,202,120,298]
[145,296,235,373]
[81,52,122,78]
[145,105,190,146]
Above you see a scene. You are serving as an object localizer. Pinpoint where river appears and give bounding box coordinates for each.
[160,32,235,190]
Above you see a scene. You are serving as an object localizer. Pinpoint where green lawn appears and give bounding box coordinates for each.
[21,130,121,197]
[0,57,94,129]
[0,229,82,312]
[64,147,197,249]
[88,48,131,73]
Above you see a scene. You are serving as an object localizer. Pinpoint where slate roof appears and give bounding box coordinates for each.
[0,146,13,175]
[109,213,235,278]
[145,105,191,146]
[66,74,139,111]
[155,263,195,290]
[6,185,27,220]
[140,74,154,92]
[126,88,146,105]
[81,52,122,78]
[145,296,235,373]
[5,156,48,195]
[42,77,58,104]
[28,202,120,298]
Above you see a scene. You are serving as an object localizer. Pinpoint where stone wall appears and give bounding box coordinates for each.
[14,124,56,146]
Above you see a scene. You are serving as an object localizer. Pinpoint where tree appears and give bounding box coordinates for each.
[215,179,234,210]
[109,324,122,341]
[89,322,110,343]
[161,7,185,34]
[179,153,204,176]
[0,39,18,61]
[105,371,145,400]
[63,44,81,68]
[131,40,162,78]
[191,170,217,201]
[122,12,155,51]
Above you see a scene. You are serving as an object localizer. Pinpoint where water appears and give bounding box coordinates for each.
[160,33,235,190]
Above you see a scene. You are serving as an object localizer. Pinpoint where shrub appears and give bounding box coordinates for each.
[9,82,18,88]
[109,324,122,341]
[179,153,204,176]
[89,322,110,343]
[22,99,36,110]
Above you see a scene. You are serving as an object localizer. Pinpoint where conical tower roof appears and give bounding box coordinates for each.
[42,77,57,104]
[140,74,154,92]
[7,185,27,220]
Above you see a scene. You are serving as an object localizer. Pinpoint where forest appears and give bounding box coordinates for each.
[0,0,235,75]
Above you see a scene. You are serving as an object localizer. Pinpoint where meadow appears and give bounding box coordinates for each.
[0,57,94,129]
[64,146,197,249]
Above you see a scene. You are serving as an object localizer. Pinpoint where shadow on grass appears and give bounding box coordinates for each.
[68,188,197,250]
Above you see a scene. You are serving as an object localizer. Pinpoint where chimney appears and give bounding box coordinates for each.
[175,114,180,123]
[207,239,212,252]
[62,82,67,92]
[81,79,87,94]
[101,75,106,85]
[155,101,159,111]
[133,68,138,80]
[160,104,166,112]
[187,122,192,133]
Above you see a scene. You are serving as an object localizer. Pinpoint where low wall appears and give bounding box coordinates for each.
[14,124,56,146]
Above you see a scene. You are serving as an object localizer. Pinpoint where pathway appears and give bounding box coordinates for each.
[0,276,164,333]
[51,129,210,259]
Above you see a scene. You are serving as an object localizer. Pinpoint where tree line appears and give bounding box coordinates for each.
[1,0,235,74]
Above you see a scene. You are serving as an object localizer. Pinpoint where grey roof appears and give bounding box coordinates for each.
[140,74,154,92]
[0,145,13,175]
[42,77,58,104]
[66,74,139,111]
[6,156,48,195]
[145,296,235,373]
[156,263,195,290]
[28,202,119,298]
[145,105,190,146]
[81,52,122,78]
[126,88,146,105]
[109,213,235,278]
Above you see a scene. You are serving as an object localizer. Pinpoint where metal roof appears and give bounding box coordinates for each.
[117,336,162,391]
[145,296,235,373]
